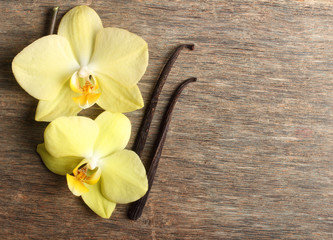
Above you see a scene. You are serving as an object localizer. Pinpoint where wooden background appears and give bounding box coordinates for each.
[1,0,333,239]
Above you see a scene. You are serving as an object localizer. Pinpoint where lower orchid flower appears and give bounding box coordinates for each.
[37,111,148,218]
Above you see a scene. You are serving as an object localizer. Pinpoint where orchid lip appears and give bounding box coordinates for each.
[66,158,102,196]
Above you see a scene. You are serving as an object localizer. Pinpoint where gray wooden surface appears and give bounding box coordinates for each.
[1,0,333,239]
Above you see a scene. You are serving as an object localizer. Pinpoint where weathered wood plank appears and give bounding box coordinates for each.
[1,0,333,239]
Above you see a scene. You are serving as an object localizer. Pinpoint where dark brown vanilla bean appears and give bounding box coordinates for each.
[133,44,194,158]
[128,77,197,220]
[49,7,59,35]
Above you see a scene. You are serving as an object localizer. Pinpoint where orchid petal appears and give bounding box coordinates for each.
[100,150,148,204]
[93,112,131,158]
[37,144,82,175]
[95,74,144,113]
[35,80,81,122]
[58,5,103,65]
[82,181,116,219]
[12,35,79,100]
[66,174,89,196]
[44,116,99,158]
[89,27,148,87]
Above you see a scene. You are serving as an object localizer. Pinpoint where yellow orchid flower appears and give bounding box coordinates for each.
[12,6,148,121]
[37,111,148,218]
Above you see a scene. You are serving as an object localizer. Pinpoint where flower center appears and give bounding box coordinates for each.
[73,159,101,185]
[76,165,89,182]
[70,68,101,109]
[66,158,102,196]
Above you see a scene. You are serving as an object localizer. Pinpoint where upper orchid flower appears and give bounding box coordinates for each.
[12,6,148,121]
[37,111,148,218]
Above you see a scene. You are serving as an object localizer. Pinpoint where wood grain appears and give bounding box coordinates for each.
[1,0,333,239]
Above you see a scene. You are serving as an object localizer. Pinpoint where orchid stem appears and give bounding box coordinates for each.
[128,77,197,220]
[49,6,59,35]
